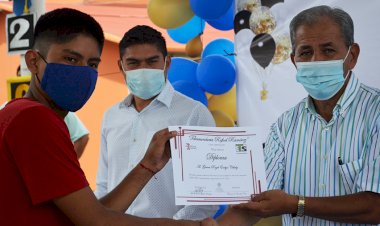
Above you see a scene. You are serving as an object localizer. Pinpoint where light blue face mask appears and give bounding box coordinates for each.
[295,46,351,100]
[121,58,166,100]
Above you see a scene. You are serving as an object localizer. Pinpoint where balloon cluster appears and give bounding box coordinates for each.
[234,0,291,69]
[148,0,236,127]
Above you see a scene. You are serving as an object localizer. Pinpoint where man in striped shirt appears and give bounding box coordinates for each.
[231,5,380,226]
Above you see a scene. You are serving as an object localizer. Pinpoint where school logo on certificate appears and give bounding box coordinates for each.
[235,144,247,153]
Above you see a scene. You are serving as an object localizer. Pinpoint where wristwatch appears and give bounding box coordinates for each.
[296,196,305,217]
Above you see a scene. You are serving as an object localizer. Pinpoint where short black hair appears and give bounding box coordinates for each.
[119,25,167,59]
[33,8,104,55]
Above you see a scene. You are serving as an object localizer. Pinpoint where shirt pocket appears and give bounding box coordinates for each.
[337,158,363,194]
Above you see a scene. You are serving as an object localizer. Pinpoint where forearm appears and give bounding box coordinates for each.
[99,164,153,212]
[303,192,380,224]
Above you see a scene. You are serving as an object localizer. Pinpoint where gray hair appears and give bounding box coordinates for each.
[289,5,354,53]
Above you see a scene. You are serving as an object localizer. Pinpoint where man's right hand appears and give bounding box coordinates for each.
[140,128,177,173]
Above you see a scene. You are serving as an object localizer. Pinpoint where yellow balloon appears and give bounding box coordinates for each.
[186,35,203,58]
[208,85,236,121]
[148,0,194,29]
[211,110,235,127]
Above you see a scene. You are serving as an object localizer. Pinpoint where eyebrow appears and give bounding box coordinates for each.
[319,42,334,48]
[125,55,160,62]
[62,49,101,63]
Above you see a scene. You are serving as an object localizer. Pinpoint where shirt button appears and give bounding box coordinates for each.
[133,138,136,142]
[319,184,326,189]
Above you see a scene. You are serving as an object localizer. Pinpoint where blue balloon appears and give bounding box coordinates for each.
[13,0,31,16]
[168,58,198,84]
[202,39,235,64]
[167,16,205,44]
[207,1,234,31]
[190,0,233,20]
[197,55,236,95]
[172,80,208,106]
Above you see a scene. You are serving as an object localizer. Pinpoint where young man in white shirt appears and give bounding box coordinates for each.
[95,25,218,220]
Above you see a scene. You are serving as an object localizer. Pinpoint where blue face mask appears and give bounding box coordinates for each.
[39,57,98,112]
[295,47,351,100]
[121,59,166,100]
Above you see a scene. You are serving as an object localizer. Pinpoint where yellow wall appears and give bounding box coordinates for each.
[0,11,20,100]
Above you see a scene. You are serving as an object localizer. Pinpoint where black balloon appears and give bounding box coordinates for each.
[250,33,276,69]
[234,10,251,34]
[261,0,284,8]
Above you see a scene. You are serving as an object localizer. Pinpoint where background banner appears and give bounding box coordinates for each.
[236,0,380,140]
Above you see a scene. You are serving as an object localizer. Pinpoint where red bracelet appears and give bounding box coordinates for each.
[139,163,156,175]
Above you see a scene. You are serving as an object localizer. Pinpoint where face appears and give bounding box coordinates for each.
[291,17,359,76]
[26,34,101,81]
[119,43,171,77]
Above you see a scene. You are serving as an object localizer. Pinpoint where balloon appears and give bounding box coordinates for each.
[172,80,208,106]
[167,16,205,44]
[272,34,292,64]
[148,0,194,29]
[211,110,235,127]
[168,57,198,84]
[207,1,234,31]
[208,85,236,121]
[186,35,203,58]
[250,33,276,69]
[197,55,236,95]
[13,0,31,16]
[202,39,235,64]
[190,0,233,20]
[234,10,251,34]
[249,6,276,34]
[237,0,261,12]
[261,0,284,8]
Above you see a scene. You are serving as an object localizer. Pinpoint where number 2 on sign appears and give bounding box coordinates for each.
[9,18,30,49]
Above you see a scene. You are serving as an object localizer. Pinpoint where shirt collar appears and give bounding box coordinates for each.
[335,72,360,113]
[120,81,174,109]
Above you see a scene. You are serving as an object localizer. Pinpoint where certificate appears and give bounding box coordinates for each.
[169,126,267,205]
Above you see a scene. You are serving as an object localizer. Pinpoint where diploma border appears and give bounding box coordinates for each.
[172,127,263,204]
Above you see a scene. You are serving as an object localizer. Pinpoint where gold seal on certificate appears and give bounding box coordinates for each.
[169,126,267,205]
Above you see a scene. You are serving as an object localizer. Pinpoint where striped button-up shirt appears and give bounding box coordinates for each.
[265,73,380,226]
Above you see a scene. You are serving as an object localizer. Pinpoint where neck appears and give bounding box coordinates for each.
[25,78,68,119]
[132,96,155,112]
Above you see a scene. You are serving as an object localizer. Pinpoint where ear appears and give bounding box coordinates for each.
[164,55,171,80]
[347,43,360,70]
[25,50,40,74]
[165,55,171,71]
[118,59,124,72]
[290,53,296,68]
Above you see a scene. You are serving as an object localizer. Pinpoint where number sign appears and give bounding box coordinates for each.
[6,13,35,55]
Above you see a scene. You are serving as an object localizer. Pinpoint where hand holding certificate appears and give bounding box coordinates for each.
[169,126,267,205]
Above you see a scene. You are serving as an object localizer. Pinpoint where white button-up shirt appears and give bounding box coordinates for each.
[265,73,380,226]
[95,82,218,220]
